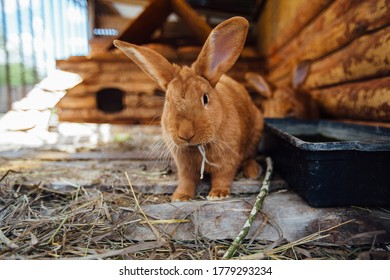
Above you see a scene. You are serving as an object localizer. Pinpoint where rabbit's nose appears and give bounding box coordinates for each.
[178,119,195,143]
[178,133,195,143]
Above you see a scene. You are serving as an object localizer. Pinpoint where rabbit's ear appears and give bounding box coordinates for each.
[114,40,176,91]
[193,17,248,87]
[292,60,311,89]
[245,72,273,98]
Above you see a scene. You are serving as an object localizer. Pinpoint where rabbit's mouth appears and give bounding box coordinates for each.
[176,142,202,149]
[173,135,208,147]
[176,139,211,148]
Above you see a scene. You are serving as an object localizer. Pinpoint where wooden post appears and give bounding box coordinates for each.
[107,0,172,49]
[170,0,212,44]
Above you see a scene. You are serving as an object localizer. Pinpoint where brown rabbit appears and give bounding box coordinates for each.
[245,62,318,119]
[114,17,263,201]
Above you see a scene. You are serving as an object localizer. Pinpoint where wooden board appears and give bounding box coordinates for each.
[124,192,390,244]
[56,59,101,80]
[106,0,213,50]
[107,0,172,49]
[1,153,389,245]
[170,0,212,44]
[56,92,163,110]
[0,154,286,196]
[57,108,163,124]
[57,81,158,98]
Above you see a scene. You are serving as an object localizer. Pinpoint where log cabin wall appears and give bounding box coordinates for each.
[56,52,166,124]
[256,0,390,122]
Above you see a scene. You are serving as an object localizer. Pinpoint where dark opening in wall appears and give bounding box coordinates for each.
[96,88,125,113]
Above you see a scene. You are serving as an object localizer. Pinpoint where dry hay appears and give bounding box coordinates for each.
[1,171,389,260]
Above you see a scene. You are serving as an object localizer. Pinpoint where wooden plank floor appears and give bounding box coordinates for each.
[1,124,389,247]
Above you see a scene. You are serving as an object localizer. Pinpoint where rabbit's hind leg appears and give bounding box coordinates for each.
[243,159,262,179]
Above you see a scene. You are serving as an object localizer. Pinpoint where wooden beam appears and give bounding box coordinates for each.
[56,59,100,79]
[57,107,163,123]
[56,95,97,110]
[56,93,164,111]
[87,0,96,39]
[170,0,212,44]
[310,76,390,122]
[107,0,172,49]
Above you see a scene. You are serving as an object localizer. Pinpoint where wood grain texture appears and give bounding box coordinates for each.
[57,107,163,124]
[56,93,164,111]
[267,0,390,83]
[303,26,390,89]
[125,192,390,244]
[310,76,390,121]
[0,155,286,196]
[269,0,389,67]
[1,154,388,244]
[256,0,332,56]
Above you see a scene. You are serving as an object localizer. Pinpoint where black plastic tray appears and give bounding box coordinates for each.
[263,118,390,207]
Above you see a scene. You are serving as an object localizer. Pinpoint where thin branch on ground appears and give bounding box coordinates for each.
[223,157,273,259]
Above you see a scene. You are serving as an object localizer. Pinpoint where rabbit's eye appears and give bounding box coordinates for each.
[202,93,209,106]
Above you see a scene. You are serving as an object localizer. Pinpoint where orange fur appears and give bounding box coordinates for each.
[114,17,263,201]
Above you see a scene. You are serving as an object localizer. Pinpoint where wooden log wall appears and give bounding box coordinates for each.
[256,0,390,122]
[56,53,164,124]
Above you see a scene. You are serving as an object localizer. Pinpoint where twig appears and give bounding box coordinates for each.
[140,219,190,225]
[47,214,69,245]
[0,229,19,249]
[223,157,273,259]
[0,170,21,182]
[68,240,168,260]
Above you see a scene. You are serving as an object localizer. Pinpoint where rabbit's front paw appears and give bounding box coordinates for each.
[171,191,193,202]
[207,189,230,201]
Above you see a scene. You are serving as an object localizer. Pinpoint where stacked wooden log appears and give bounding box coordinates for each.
[256,0,390,122]
[56,52,163,124]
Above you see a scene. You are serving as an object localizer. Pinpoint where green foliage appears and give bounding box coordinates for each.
[0,63,39,86]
